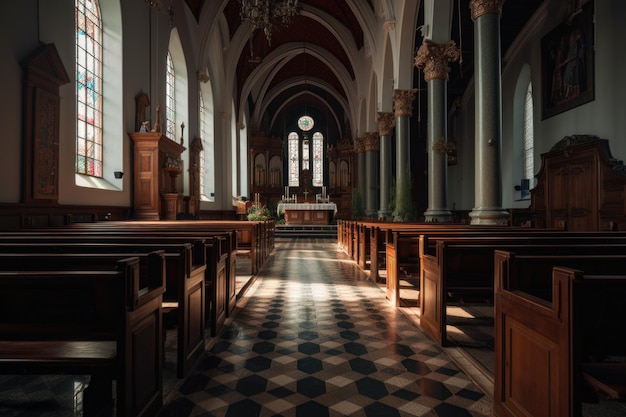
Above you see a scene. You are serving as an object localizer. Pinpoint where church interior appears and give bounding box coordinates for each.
[1,0,626,416]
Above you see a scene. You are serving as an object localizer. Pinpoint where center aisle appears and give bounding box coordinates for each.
[158,238,492,417]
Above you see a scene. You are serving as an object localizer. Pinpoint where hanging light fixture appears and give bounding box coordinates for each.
[239,0,301,44]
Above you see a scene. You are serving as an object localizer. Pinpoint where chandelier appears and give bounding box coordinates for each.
[239,0,301,44]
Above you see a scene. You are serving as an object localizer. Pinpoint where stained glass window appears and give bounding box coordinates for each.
[166,52,176,139]
[75,0,103,177]
[298,115,314,131]
[302,138,310,171]
[288,132,299,186]
[312,132,323,186]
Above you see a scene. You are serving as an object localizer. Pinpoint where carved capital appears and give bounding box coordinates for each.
[432,138,449,154]
[383,20,395,32]
[470,0,505,20]
[377,112,396,136]
[414,40,460,82]
[197,69,209,83]
[392,89,417,118]
[355,136,366,153]
[364,132,380,152]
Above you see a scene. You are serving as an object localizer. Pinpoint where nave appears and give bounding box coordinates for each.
[158,238,492,417]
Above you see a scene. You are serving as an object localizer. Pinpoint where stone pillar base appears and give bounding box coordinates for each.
[377,210,392,221]
[468,208,509,225]
[424,209,452,223]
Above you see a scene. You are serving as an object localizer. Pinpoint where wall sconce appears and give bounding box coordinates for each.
[114,171,124,179]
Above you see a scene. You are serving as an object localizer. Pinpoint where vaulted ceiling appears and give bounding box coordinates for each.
[183,1,544,145]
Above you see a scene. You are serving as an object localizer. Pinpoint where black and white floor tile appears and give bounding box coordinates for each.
[158,238,492,417]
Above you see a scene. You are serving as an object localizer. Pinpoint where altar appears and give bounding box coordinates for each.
[277,203,337,225]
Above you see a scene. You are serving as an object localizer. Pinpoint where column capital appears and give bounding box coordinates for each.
[469,0,505,21]
[197,69,209,83]
[383,20,395,32]
[355,136,366,153]
[364,132,380,152]
[376,112,396,136]
[414,40,460,82]
[392,89,417,118]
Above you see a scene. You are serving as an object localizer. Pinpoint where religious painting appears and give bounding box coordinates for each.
[541,1,594,119]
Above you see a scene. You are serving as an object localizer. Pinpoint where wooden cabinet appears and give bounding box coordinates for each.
[531,135,626,231]
[128,132,185,220]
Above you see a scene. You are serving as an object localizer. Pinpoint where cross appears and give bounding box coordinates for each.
[303,190,309,201]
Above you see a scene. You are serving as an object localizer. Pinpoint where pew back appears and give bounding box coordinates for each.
[494,253,626,417]
[0,258,164,417]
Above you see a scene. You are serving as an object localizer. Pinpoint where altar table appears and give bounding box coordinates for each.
[277,203,337,225]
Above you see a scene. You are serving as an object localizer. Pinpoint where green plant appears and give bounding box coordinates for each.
[388,178,396,213]
[351,188,365,219]
[247,204,270,221]
[392,169,418,222]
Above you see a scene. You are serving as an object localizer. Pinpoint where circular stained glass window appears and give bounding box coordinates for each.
[298,115,314,131]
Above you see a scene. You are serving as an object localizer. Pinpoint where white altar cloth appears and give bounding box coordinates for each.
[277,203,337,216]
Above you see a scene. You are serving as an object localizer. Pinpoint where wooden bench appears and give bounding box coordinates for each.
[418,235,626,345]
[351,221,535,282]
[0,222,236,328]
[385,231,423,306]
[493,251,626,417]
[0,257,164,417]
[0,239,207,378]
[382,226,554,306]
[28,225,238,317]
[59,218,269,304]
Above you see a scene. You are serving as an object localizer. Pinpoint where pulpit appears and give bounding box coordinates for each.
[128,132,185,220]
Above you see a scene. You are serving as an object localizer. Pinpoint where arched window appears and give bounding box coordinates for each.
[523,81,534,196]
[199,91,207,198]
[165,52,176,139]
[312,131,324,186]
[288,132,299,186]
[75,0,103,177]
[302,135,310,171]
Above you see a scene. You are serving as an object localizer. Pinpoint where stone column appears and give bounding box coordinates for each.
[468,0,509,225]
[355,136,366,217]
[392,89,417,221]
[364,132,380,218]
[377,112,395,219]
[415,39,460,223]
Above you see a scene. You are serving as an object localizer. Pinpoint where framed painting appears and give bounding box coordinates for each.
[541,1,594,120]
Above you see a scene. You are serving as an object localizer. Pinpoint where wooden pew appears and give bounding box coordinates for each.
[0,240,207,378]
[493,251,626,417]
[353,221,526,281]
[382,226,538,305]
[34,225,238,317]
[418,235,626,345]
[385,231,422,306]
[0,257,164,417]
[60,218,269,297]
[0,226,235,326]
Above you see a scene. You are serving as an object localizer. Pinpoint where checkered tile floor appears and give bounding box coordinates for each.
[157,238,492,417]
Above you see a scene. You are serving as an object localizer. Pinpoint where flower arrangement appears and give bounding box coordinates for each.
[247,204,270,221]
